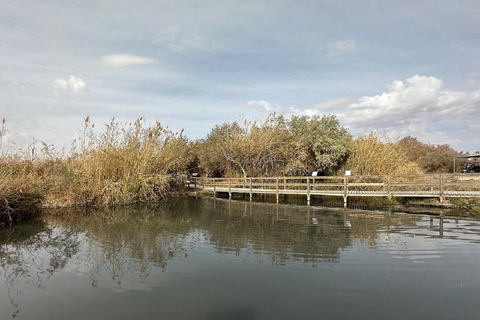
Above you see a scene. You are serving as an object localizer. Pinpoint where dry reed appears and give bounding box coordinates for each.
[345,131,422,176]
[42,117,193,207]
[1,117,193,223]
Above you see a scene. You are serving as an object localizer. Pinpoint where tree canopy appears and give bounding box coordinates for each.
[398,136,462,173]
[195,114,352,177]
[287,115,352,176]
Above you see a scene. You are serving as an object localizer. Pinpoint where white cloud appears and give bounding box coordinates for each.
[102,55,155,68]
[54,75,86,94]
[329,39,358,55]
[336,75,480,149]
[247,100,274,112]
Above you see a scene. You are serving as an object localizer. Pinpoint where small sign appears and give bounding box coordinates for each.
[312,171,318,176]
[345,170,351,176]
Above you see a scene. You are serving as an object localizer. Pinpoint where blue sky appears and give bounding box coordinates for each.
[1,0,480,153]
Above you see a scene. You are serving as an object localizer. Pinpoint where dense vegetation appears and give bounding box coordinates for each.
[0,114,472,222]
[1,117,193,222]
[196,114,351,177]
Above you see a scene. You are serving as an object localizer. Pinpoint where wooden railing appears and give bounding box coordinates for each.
[189,173,480,205]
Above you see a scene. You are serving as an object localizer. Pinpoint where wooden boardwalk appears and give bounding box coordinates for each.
[189,174,480,206]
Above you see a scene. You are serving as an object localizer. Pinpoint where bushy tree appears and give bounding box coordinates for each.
[398,136,461,173]
[287,115,352,175]
[196,114,295,177]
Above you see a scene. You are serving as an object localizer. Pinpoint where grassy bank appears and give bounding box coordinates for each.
[1,118,193,224]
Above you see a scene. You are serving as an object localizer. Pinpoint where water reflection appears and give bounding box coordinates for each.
[1,198,480,319]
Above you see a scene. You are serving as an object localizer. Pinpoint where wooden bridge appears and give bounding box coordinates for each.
[189,173,480,206]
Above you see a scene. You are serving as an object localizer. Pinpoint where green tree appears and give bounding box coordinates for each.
[287,115,352,175]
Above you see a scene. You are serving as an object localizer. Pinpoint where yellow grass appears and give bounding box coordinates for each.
[1,117,193,222]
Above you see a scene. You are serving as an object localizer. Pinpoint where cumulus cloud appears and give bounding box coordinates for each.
[102,54,155,68]
[337,75,480,148]
[247,100,274,112]
[329,39,358,56]
[54,75,86,94]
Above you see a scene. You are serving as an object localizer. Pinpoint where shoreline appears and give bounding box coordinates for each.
[2,189,480,226]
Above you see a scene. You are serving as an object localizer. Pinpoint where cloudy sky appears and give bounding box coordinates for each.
[1,0,480,153]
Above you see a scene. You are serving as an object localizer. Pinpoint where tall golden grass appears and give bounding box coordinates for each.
[344,131,422,176]
[1,117,193,222]
[0,157,44,222]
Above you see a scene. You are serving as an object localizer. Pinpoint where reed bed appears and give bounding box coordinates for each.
[0,157,44,222]
[1,117,193,223]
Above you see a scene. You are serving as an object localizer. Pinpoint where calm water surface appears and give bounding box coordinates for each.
[1,197,480,320]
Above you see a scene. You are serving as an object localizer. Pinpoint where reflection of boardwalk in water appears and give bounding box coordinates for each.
[190,173,480,206]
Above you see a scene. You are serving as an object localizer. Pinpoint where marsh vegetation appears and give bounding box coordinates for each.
[0,114,472,222]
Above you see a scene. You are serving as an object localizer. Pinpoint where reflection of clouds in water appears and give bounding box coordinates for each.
[374,215,480,263]
[392,254,443,264]
[376,223,444,263]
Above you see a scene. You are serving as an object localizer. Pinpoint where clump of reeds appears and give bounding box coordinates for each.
[1,117,193,221]
[0,157,44,223]
[345,131,422,176]
[1,118,43,222]
[42,117,193,207]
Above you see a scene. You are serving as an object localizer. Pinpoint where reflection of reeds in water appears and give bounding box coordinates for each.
[1,197,426,317]
[0,218,82,318]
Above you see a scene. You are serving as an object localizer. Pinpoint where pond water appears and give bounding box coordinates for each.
[1,197,480,320]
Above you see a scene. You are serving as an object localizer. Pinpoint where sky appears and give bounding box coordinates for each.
[1,0,480,153]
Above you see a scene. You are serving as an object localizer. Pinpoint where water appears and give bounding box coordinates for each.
[1,197,480,320]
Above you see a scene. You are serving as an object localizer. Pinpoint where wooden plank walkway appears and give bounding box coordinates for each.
[189,174,480,206]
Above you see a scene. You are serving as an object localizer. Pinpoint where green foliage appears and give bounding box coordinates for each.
[195,113,352,177]
[287,115,352,175]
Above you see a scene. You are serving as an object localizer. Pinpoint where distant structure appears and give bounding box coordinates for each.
[454,154,480,173]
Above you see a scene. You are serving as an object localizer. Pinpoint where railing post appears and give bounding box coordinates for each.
[439,174,445,202]
[249,178,253,200]
[228,178,231,199]
[213,178,216,198]
[307,177,311,204]
[387,175,391,198]
[276,177,279,203]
